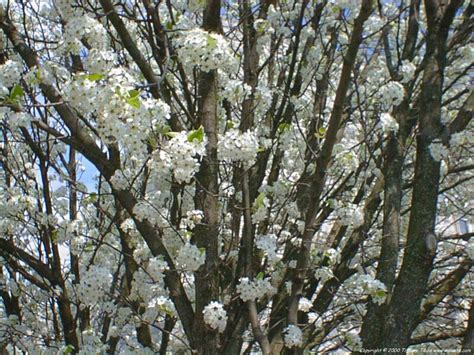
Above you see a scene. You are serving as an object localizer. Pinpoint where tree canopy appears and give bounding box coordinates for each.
[0,0,473,354]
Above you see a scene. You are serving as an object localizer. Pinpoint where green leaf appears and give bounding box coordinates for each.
[63,345,75,354]
[155,124,172,136]
[148,136,158,150]
[257,146,266,153]
[51,230,59,243]
[199,247,206,256]
[10,84,25,101]
[207,35,218,49]
[374,289,386,298]
[89,193,97,203]
[277,122,291,134]
[128,89,140,98]
[315,126,326,139]
[126,89,141,108]
[256,272,265,280]
[159,303,174,316]
[187,126,204,143]
[127,96,141,109]
[84,73,105,81]
[84,242,94,252]
[166,21,174,30]
[255,192,266,210]
[165,131,179,138]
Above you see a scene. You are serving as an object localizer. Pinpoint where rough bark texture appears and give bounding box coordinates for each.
[367,1,464,351]
[192,1,222,353]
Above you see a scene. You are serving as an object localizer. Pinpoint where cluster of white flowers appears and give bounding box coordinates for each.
[221,79,252,103]
[252,193,270,224]
[298,297,313,313]
[344,329,362,351]
[308,312,323,328]
[379,81,405,109]
[5,112,32,130]
[54,0,82,19]
[202,301,227,332]
[466,239,474,260]
[255,234,279,262]
[236,277,277,302]
[357,274,388,305]
[56,219,83,244]
[63,15,108,54]
[218,129,260,166]
[114,306,133,327]
[78,328,108,355]
[380,113,399,133]
[449,132,470,148]
[333,144,360,173]
[400,61,416,83]
[156,131,207,183]
[184,210,204,229]
[0,60,22,96]
[109,170,130,190]
[130,258,168,302]
[147,257,169,281]
[283,324,303,348]
[324,248,341,266]
[314,267,334,283]
[176,243,205,272]
[133,201,156,223]
[63,76,100,115]
[85,49,117,74]
[334,203,364,228]
[429,142,449,162]
[175,28,237,72]
[77,265,113,306]
[65,69,170,155]
[148,295,176,318]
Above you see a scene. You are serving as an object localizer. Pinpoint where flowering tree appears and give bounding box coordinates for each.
[0,0,473,353]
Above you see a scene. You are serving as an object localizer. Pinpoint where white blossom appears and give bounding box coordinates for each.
[218,129,260,166]
[400,61,416,83]
[63,15,108,54]
[176,243,205,271]
[314,267,334,283]
[156,131,206,183]
[379,81,405,109]
[203,301,227,332]
[0,60,23,92]
[185,210,204,229]
[256,234,279,262]
[356,274,388,305]
[380,113,399,133]
[298,297,313,313]
[283,324,303,348]
[77,265,113,306]
[175,28,237,73]
[429,142,449,162]
[236,277,277,302]
[466,239,474,260]
[344,329,362,351]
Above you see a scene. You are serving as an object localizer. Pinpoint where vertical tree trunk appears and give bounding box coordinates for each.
[192,2,222,353]
[374,1,462,350]
[360,103,408,349]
